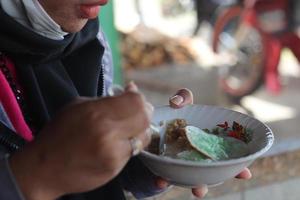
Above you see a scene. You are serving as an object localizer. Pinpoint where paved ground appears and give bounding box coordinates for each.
[162,177,300,200]
[206,177,300,200]
[150,177,300,200]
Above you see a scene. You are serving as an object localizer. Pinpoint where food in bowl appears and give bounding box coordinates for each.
[139,105,274,187]
[148,119,253,162]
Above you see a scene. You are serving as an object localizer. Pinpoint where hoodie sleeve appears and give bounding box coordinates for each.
[0,105,25,200]
[119,157,170,199]
[0,152,25,200]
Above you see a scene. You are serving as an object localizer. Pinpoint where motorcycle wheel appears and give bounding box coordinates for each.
[212,6,265,100]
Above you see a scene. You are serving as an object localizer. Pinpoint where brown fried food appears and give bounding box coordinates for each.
[165,119,192,150]
[147,134,161,155]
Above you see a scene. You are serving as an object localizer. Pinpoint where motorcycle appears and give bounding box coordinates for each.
[193,0,237,36]
[212,0,300,100]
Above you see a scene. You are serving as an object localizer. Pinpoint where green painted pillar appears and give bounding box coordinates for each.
[99,1,123,85]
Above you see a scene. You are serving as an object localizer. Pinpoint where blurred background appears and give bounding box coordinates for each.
[99,0,300,199]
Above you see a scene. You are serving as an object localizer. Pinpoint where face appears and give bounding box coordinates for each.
[38,0,108,33]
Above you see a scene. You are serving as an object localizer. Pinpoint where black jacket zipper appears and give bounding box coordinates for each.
[0,123,26,152]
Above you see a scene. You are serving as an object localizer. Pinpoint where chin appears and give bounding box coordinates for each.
[61,20,89,33]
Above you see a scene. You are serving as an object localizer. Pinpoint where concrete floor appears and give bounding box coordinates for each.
[146,177,300,200]
[204,177,300,200]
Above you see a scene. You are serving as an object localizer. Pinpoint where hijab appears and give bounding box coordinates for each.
[0,6,105,128]
[0,0,68,40]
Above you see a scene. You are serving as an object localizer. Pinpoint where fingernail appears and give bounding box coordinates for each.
[108,84,124,96]
[202,186,208,195]
[155,178,169,189]
[147,103,154,112]
[170,95,184,106]
[127,81,138,92]
[192,185,208,199]
[145,128,152,138]
[145,103,154,118]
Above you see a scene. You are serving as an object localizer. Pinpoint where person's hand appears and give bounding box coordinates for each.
[9,84,152,200]
[155,88,252,198]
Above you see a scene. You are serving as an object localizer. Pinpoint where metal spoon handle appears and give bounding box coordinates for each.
[149,123,160,134]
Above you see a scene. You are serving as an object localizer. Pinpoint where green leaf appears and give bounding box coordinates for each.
[177,150,212,162]
[185,126,249,160]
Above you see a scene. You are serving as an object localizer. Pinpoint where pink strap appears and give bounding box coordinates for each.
[0,58,33,142]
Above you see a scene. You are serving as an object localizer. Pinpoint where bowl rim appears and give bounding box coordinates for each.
[139,104,274,167]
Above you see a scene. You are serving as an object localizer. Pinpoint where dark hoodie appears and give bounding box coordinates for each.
[0,5,129,200]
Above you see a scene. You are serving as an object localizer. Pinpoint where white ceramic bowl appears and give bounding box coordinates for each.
[139,105,274,187]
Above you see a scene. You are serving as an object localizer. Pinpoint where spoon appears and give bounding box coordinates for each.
[149,122,166,155]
